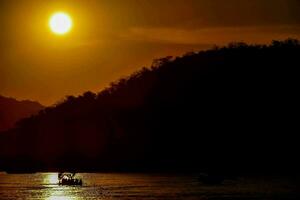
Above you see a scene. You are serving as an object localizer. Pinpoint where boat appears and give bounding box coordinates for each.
[58,172,83,186]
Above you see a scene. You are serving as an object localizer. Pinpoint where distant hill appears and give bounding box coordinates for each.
[0,96,44,132]
[0,39,299,174]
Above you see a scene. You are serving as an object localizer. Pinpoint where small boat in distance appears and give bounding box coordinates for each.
[58,172,83,186]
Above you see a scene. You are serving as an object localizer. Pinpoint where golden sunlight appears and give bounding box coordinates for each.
[49,12,73,35]
[45,173,59,184]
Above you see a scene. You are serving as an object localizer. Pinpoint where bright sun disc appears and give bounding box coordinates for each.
[49,12,72,35]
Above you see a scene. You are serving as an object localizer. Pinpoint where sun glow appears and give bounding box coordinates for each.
[45,173,59,184]
[49,12,73,35]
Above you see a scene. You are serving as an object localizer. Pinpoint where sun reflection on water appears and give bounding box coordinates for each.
[45,187,78,200]
[46,196,74,200]
[44,173,78,200]
[45,173,59,185]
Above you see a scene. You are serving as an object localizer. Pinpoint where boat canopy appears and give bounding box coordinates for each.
[58,172,76,180]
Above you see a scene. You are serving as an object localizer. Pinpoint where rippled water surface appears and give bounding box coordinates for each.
[0,172,299,200]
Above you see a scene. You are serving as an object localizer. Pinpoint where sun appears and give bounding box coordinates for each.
[49,12,73,35]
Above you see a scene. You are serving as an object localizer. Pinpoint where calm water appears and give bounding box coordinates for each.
[0,172,299,200]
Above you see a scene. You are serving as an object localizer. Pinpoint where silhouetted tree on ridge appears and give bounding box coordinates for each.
[0,39,299,174]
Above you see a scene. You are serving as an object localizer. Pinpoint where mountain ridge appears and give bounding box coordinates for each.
[0,39,299,174]
[0,95,44,132]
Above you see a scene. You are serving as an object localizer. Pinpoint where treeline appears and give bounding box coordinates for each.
[0,39,299,174]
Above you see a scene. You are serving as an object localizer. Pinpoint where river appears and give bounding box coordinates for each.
[0,172,299,199]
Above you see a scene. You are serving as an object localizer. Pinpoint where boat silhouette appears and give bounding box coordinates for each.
[58,172,83,186]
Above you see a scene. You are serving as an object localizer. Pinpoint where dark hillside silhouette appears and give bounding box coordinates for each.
[0,96,44,132]
[0,39,299,174]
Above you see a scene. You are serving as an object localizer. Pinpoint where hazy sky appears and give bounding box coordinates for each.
[1,0,300,105]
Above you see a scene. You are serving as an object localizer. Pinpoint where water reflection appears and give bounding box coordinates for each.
[44,173,78,200]
[5,173,285,200]
[45,173,59,185]
[46,190,76,200]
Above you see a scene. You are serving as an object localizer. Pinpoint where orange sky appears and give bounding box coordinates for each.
[1,0,300,105]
